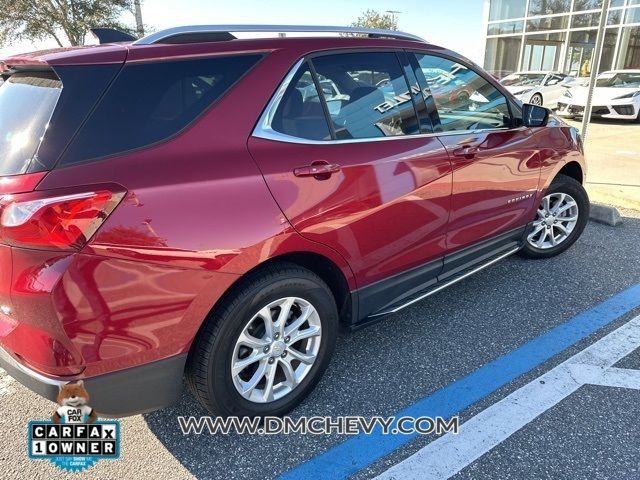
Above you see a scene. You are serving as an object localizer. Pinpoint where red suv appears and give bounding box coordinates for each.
[0,26,588,418]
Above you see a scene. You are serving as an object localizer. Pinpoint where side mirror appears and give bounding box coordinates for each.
[522,103,549,127]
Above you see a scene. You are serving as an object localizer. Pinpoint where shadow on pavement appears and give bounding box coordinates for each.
[142,214,640,480]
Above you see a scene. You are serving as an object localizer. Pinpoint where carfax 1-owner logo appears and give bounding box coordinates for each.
[28,381,121,472]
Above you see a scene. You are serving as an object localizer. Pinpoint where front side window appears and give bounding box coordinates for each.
[62,54,262,165]
[310,52,420,139]
[412,53,511,132]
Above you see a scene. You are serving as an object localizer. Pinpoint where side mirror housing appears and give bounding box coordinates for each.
[522,103,550,127]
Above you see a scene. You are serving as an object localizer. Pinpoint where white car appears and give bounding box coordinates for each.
[500,71,574,109]
[556,70,640,122]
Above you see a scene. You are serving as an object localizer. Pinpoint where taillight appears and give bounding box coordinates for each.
[0,188,125,251]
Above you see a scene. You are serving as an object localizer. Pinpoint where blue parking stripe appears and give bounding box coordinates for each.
[279,283,640,480]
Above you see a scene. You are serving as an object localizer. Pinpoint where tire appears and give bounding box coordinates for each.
[186,262,338,417]
[529,93,543,106]
[518,174,589,259]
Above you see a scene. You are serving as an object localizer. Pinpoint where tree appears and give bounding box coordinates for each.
[132,0,144,37]
[0,0,137,48]
[351,9,398,31]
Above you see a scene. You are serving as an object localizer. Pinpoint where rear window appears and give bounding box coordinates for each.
[62,54,262,165]
[0,72,62,176]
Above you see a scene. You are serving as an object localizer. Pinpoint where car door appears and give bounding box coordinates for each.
[249,51,452,317]
[408,51,541,277]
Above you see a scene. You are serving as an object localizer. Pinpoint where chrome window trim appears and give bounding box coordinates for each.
[251,58,521,145]
[254,58,306,139]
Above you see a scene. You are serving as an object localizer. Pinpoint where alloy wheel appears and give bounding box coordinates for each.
[231,297,322,403]
[530,94,543,106]
[527,193,579,250]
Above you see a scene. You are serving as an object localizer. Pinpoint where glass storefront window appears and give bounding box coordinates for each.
[484,37,522,76]
[521,33,566,71]
[489,0,526,21]
[572,12,601,28]
[528,0,571,16]
[573,0,602,10]
[527,15,569,31]
[618,26,640,69]
[608,9,624,25]
[566,29,617,76]
[625,7,640,24]
[487,21,524,35]
[482,0,640,79]
[573,0,624,10]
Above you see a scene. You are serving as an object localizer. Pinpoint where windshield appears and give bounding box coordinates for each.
[500,73,546,87]
[0,71,62,176]
[596,72,640,88]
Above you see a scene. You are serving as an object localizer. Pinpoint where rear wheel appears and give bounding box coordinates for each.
[529,93,543,106]
[519,174,589,259]
[186,263,338,417]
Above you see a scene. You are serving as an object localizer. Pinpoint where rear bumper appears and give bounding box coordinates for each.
[0,347,186,417]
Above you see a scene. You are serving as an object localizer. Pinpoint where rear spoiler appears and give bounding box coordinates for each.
[90,28,137,44]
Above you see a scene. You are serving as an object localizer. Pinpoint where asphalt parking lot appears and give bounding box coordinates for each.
[1,210,639,480]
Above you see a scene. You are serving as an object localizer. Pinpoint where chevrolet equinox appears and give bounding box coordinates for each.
[0,25,588,418]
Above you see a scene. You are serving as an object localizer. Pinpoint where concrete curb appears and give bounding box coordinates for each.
[590,202,622,226]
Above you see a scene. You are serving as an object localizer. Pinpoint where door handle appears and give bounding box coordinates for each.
[294,162,341,179]
[452,145,479,160]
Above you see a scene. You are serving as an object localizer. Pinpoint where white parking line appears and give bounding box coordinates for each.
[375,314,640,480]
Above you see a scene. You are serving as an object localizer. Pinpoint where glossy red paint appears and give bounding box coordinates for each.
[0,35,585,387]
[0,171,47,195]
[2,44,128,67]
[249,136,452,286]
[437,128,542,251]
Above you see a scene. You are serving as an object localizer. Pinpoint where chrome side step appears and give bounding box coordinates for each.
[368,246,521,317]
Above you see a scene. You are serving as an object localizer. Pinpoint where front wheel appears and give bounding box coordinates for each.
[186,263,338,418]
[519,174,589,259]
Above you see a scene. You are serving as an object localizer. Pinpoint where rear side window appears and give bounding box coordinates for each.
[271,62,332,141]
[0,72,62,176]
[412,53,511,132]
[311,52,420,139]
[62,54,262,165]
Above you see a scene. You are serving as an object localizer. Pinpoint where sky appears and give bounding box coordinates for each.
[0,0,486,63]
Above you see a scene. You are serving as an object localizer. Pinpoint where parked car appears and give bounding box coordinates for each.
[557,70,640,121]
[0,25,589,418]
[500,71,574,108]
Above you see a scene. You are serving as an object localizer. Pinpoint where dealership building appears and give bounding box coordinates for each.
[482,0,640,77]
